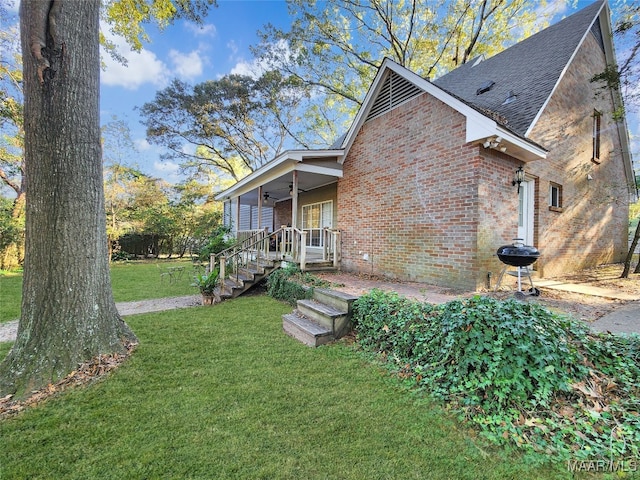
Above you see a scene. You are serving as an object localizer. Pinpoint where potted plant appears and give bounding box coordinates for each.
[192,268,220,305]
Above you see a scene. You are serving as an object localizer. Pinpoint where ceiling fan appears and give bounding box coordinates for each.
[288,184,307,195]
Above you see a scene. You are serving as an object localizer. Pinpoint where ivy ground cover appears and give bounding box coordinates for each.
[352,290,640,464]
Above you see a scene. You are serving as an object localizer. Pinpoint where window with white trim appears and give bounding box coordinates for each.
[549,183,563,211]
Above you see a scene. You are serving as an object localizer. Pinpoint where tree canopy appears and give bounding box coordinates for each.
[139,71,308,181]
[252,0,559,140]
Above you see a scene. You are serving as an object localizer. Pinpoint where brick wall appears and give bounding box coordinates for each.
[274,199,292,229]
[526,33,629,277]
[338,93,523,290]
[337,32,630,289]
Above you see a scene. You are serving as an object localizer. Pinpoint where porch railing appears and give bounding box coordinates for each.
[322,228,341,269]
[210,226,309,289]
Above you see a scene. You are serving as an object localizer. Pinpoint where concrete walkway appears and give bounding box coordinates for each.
[535,280,638,301]
[0,296,201,343]
[1,278,638,342]
[535,280,640,335]
[588,301,640,335]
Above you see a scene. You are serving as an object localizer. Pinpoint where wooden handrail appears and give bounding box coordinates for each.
[211,226,310,288]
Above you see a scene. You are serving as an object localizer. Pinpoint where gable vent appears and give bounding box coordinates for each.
[365,71,423,122]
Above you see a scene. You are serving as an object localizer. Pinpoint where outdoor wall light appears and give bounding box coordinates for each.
[512,166,525,193]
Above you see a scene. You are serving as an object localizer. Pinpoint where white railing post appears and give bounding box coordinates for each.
[300,230,307,271]
[332,231,340,269]
[280,225,287,259]
[219,255,226,288]
[323,228,329,261]
[262,227,269,259]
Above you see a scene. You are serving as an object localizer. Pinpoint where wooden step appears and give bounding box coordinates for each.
[282,312,334,347]
[303,261,337,272]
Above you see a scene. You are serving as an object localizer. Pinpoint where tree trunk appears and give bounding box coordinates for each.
[0,0,137,399]
[622,217,640,277]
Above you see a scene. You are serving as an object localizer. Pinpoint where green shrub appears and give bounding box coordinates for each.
[198,225,236,262]
[351,291,640,460]
[266,265,313,305]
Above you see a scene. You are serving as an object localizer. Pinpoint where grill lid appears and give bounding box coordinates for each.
[496,240,540,267]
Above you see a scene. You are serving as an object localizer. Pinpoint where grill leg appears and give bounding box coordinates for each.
[494,266,508,292]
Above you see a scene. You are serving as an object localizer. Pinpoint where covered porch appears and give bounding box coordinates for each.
[214,149,345,272]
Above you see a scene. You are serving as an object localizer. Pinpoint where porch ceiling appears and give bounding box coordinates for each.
[215,149,344,205]
[243,170,340,205]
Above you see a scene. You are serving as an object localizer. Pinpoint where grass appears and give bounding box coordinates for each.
[0,271,22,323]
[0,296,573,479]
[0,259,198,323]
[109,258,199,301]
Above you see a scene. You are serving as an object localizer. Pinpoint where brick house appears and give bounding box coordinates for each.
[216,0,635,291]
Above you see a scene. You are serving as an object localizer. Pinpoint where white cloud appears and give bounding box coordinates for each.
[5,0,18,13]
[153,160,183,184]
[185,22,217,37]
[168,49,204,80]
[230,58,261,78]
[230,39,293,79]
[134,138,152,151]
[153,160,180,174]
[227,40,239,58]
[101,32,169,90]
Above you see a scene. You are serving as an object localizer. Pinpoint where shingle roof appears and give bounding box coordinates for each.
[433,0,605,136]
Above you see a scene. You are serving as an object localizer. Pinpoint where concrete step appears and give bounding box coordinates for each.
[296,299,348,333]
[282,312,334,347]
[312,288,359,314]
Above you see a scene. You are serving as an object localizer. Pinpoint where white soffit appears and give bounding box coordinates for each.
[340,58,546,162]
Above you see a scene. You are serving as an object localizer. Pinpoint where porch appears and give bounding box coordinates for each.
[209,227,342,301]
[214,149,345,273]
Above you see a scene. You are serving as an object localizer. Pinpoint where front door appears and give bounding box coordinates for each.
[517,178,534,246]
[302,201,333,248]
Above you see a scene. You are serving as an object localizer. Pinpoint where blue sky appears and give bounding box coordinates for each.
[4,0,638,185]
[99,0,294,183]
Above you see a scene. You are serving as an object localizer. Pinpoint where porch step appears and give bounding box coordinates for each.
[312,288,358,315]
[216,261,278,300]
[282,312,334,347]
[303,261,337,272]
[283,288,359,347]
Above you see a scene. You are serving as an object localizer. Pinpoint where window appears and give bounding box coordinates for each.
[549,183,563,212]
[592,110,601,163]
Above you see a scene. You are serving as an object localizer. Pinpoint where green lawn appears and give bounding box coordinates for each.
[0,259,198,323]
[0,296,573,479]
[0,271,21,323]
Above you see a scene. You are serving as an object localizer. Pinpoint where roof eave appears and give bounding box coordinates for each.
[213,149,344,201]
[341,58,547,163]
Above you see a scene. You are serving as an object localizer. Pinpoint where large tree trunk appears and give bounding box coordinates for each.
[0,0,137,399]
